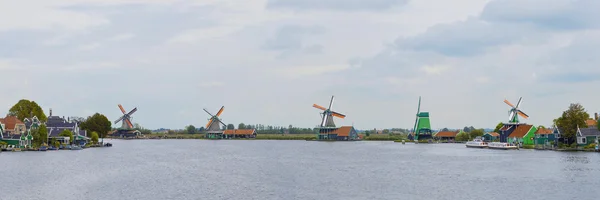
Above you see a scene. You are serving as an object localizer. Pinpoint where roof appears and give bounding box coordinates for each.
[0,116,25,130]
[535,128,553,135]
[46,116,78,129]
[435,131,458,137]
[485,132,500,137]
[507,124,534,138]
[586,119,597,127]
[578,127,600,137]
[334,126,355,137]
[223,129,256,135]
[500,125,513,131]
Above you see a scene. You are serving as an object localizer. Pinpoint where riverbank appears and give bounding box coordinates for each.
[128,133,409,141]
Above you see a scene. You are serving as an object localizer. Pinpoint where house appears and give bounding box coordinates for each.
[23,116,42,130]
[46,114,89,144]
[434,130,459,141]
[109,129,141,138]
[482,132,499,142]
[585,119,597,128]
[317,126,359,141]
[576,127,600,146]
[223,129,257,139]
[534,128,555,146]
[0,115,26,135]
[506,124,537,146]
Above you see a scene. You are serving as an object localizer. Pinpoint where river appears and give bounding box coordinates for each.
[1,139,599,200]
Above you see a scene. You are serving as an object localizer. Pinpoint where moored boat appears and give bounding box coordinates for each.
[488,142,518,150]
[466,138,488,148]
[39,146,48,151]
[71,145,82,150]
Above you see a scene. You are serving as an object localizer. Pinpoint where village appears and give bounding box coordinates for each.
[1,95,599,152]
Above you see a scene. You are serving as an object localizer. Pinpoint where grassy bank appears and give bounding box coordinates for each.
[125,133,410,141]
[361,134,406,141]
[255,134,316,140]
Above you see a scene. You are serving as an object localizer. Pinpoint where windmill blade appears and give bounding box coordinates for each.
[127,107,138,116]
[332,111,346,118]
[508,111,516,121]
[504,100,515,108]
[321,113,328,127]
[517,110,529,119]
[118,104,127,114]
[125,118,134,129]
[206,118,214,128]
[216,106,225,117]
[328,96,335,110]
[313,104,327,111]
[218,120,226,127]
[417,96,421,114]
[114,116,124,124]
[203,109,215,117]
[515,97,523,108]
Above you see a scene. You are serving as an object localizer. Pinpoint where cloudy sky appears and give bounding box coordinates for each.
[1,0,599,130]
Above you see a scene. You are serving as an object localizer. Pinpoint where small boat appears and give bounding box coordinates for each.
[466,138,488,148]
[39,146,48,151]
[47,146,57,150]
[71,145,83,150]
[104,143,113,147]
[12,148,22,152]
[488,142,518,150]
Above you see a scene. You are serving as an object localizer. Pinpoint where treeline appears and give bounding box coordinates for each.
[179,123,317,134]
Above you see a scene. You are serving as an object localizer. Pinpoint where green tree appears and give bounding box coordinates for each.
[59,129,74,144]
[493,122,504,132]
[441,128,449,131]
[80,113,112,139]
[597,118,600,131]
[469,129,484,138]
[8,99,47,122]
[383,129,390,134]
[90,131,99,144]
[555,103,589,144]
[39,124,48,145]
[186,125,197,134]
[30,128,41,147]
[538,125,546,130]
[227,124,235,130]
[456,132,470,141]
[238,123,246,129]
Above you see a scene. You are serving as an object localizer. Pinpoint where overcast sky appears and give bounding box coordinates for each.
[1,0,599,130]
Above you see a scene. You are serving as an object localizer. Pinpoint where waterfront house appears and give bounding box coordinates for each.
[108,129,141,138]
[317,126,359,141]
[23,116,41,130]
[46,114,89,145]
[482,132,499,142]
[534,128,555,146]
[223,129,256,139]
[434,130,459,141]
[506,124,537,146]
[576,127,600,146]
[0,115,26,135]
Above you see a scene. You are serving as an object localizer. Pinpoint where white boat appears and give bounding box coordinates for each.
[466,138,488,148]
[488,142,518,150]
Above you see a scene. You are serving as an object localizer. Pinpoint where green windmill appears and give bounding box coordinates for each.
[411,96,432,141]
[504,97,529,124]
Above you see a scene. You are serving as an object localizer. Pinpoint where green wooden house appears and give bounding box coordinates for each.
[507,124,537,146]
[576,127,600,146]
[482,132,499,142]
[534,128,555,146]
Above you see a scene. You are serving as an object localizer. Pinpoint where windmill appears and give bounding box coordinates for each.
[114,104,137,129]
[411,96,432,141]
[204,106,226,132]
[313,96,346,127]
[504,97,529,123]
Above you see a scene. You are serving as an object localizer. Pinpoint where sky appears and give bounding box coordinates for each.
[1,0,599,130]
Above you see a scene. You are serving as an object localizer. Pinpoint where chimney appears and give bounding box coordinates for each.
[49,108,52,117]
[595,113,598,121]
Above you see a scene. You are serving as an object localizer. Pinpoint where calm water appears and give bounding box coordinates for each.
[1,140,599,200]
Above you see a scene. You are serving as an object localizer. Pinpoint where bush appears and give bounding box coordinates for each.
[570,143,578,149]
[523,145,535,149]
[584,143,597,149]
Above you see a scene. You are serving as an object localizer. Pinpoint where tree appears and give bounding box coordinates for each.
[59,129,74,144]
[441,128,449,132]
[80,113,112,139]
[186,125,197,134]
[456,132,470,141]
[238,123,246,129]
[383,129,390,134]
[90,131,99,144]
[38,124,48,146]
[198,126,205,133]
[227,124,235,130]
[538,125,546,130]
[8,99,47,122]
[555,103,589,144]
[30,128,41,147]
[597,118,600,131]
[469,129,484,139]
[493,122,504,132]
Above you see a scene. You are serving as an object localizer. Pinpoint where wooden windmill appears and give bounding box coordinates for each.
[411,96,432,141]
[114,104,138,130]
[204,106,226,132]
[504,97,529,124]
[313,96,346,127]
